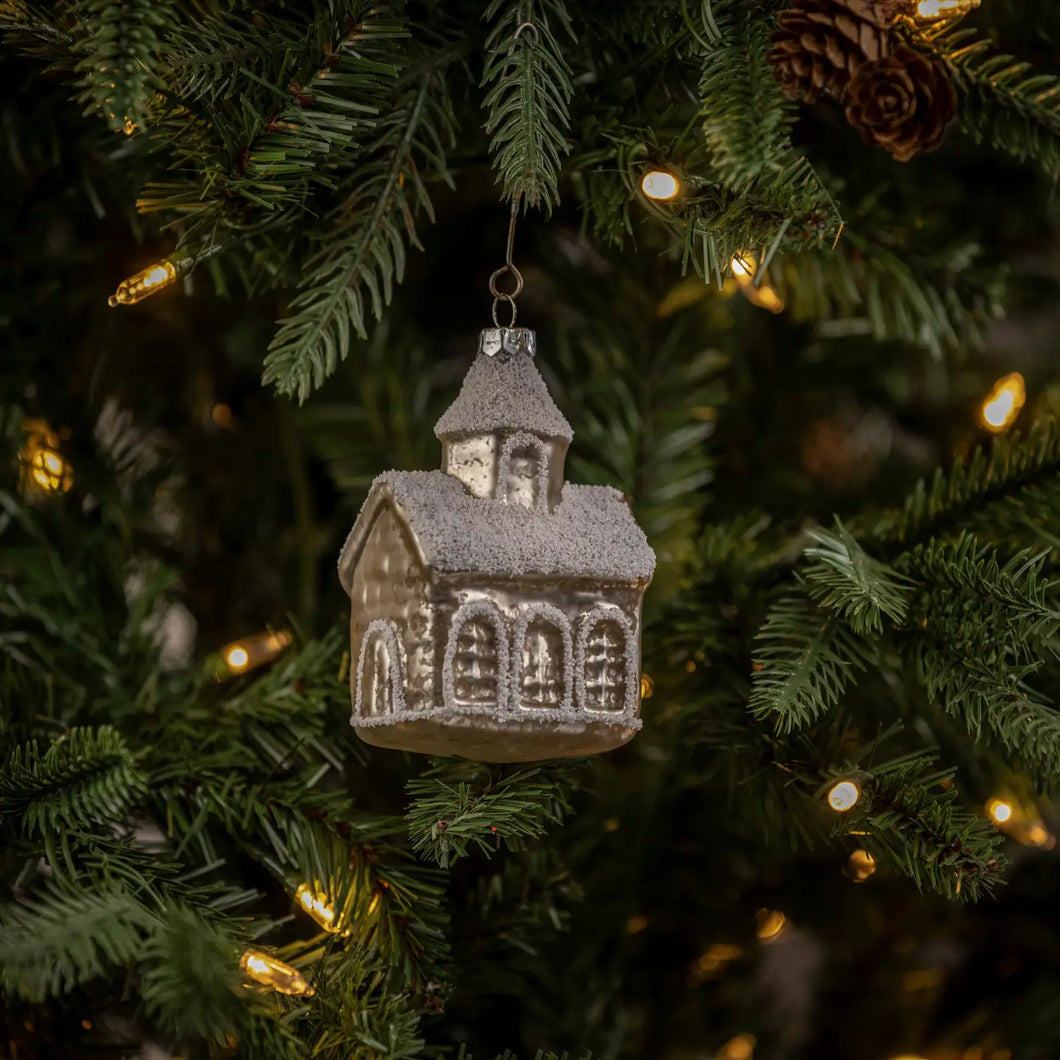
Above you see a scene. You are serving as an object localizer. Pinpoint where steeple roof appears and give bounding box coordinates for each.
[433,328,573,442]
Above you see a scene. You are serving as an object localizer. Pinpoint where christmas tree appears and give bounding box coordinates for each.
[4,0,1060,1056]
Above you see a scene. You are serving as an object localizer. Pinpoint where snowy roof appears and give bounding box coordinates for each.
[340,470,655,585]
[434,328,573,442]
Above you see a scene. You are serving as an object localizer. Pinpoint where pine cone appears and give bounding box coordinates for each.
[768,0,909,104]
[844,45,958,160]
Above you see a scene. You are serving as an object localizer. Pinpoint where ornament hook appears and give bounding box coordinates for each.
[489,203,523,329]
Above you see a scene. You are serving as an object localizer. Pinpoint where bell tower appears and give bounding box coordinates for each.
[434,328,572,511]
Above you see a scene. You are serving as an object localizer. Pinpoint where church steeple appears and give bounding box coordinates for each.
[434,328,572,511]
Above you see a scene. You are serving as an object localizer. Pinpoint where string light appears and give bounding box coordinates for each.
[121,119,138,136]
[755,908,787,942]
[987,798,1012,824]
[220,630,293,676]
[641,170,680,201]
[689,943,744,985]
[239,949,314,996]
[19,419,73,498]
[717,1034,756,1060]
[729,253,785,314]
[108,260,178,307]
[294,883,350,935]
[845,849,877,883]
[827,780,861,812]
[979,372,1025,433]
[914,0,979,20]
[626,913,649,935]
[639,673,654,699]
[986,796,1056,849]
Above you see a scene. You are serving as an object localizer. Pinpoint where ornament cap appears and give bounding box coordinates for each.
[479,327,536,359]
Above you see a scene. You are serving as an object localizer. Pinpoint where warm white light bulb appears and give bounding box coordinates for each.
[828,780,860,812]
[988,798,1013,824]
[225,646,249,671]
[916,0,979,20]
[641,170,680,201]
[980,372,1025,433]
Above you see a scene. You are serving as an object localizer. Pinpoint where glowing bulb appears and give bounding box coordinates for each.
[915,0,979,19]
[294,883,347,934]
[640,673,654,699]
[122,119,137,135]
[980,373,1025,432]
[19,419,73,498]
[828,780,861,812]
[108,260,178,307]
[718,1034,756,1060]
[225,646,249,671]
[239,949,314,996]
[641,170,680,201]
[728,253,785,313]
[846,849,877,883]
[731,253,755,278]
[755,908,787,942]
[988,798,1013,824]
[219,630,292,677]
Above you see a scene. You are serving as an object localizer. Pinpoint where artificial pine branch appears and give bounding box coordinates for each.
[836,756,1006,900]
[911,643,1060,786]
[262,50,458,400]
[0,726,147,835]
[899,533,1060,650]
[804,523,914,636]
[139,904,250,1046]
[749,591,875,733]
[406,762,578,868]
[924,24,1060,180]
[0,880,156,1000]
[872,420,1060,553]
[697,1,799,189]
[70,0,175,133]
[138,4,406,235]
[481,0,576,213]
[774,215,1006,359]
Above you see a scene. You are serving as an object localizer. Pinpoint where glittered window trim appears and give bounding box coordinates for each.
[511,603,573,713]
[575,608,638,718]
[498,431,549,510]
[444,600,510,714]
[353,620,406,721]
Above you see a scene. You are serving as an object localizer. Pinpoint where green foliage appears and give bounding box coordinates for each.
[482,0,575,213]
[549,257,726,584]
[70,0,174,133]
[836,755,1006,901]
[926,24,1060,179]
[805,523,914,636]
[0,881,155,1000]
[749,591,874,733]
[407,762,578,868]
[697,1,798,189]
[775,226,1005,360]
[140,904,250,1045]
[872,421,1060,552]
[262,52,458,400]
[0,726,147,835]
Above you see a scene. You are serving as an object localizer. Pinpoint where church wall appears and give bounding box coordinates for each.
[348,504,434,714]
[428,575,645,716]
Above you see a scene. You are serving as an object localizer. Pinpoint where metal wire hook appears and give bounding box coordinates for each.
[489,203,523,327]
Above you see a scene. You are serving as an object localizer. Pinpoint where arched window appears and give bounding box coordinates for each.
[577,610,635,715]
[445,602,508,712]
[355,621,404,719]
[499,432,549,509]
[514,605,572,711]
